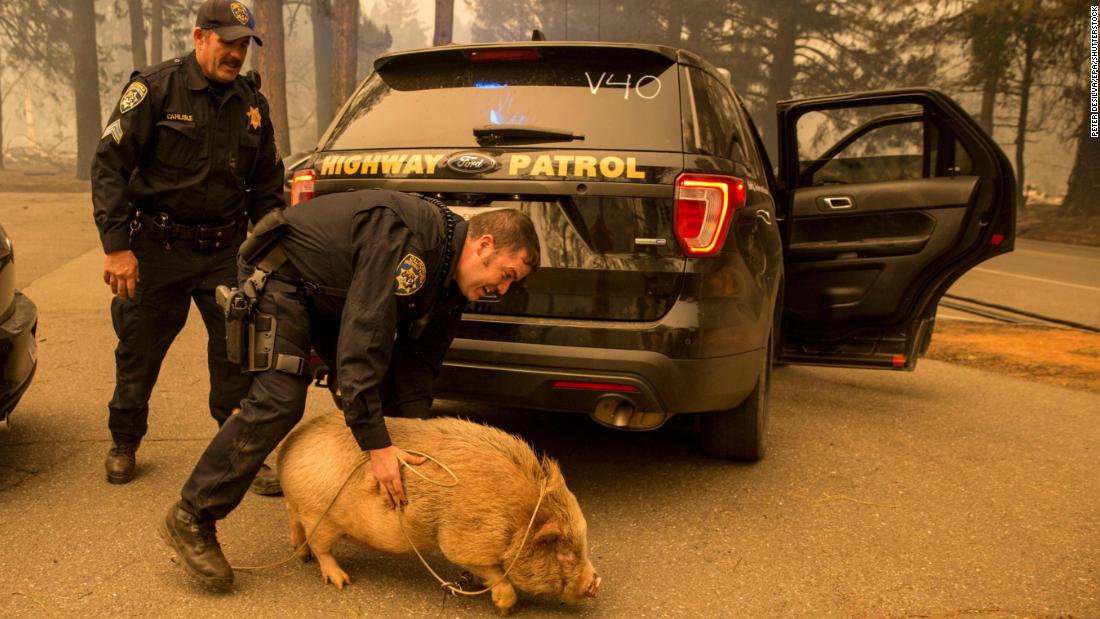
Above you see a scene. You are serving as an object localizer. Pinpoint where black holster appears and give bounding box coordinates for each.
[216,285,252,366]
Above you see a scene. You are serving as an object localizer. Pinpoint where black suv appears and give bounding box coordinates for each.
[287,42,1015,461]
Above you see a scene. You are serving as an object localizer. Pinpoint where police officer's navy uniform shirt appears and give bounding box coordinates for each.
[281,190,468,451]
[91,51,285,254]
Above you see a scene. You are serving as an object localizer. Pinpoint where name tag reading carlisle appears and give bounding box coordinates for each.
[394,253,426,296]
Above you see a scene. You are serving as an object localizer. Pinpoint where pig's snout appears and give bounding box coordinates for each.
[586,573,601,598]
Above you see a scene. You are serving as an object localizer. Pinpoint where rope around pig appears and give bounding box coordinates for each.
[397,474,548,597]
[232,449,548,599]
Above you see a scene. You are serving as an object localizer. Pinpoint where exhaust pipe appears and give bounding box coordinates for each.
[590,396,668,430]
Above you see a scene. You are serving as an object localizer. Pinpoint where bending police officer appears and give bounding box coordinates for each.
[90,0,284,490]
[160,189,540,591]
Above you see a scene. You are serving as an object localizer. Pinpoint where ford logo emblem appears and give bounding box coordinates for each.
[446,152,498,174]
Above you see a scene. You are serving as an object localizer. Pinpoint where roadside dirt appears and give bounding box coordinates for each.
[927,321,1100,392]
[0,168,88,193]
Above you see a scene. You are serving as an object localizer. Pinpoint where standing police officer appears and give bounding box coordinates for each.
[160,190,540,591]
[91,0,284,489]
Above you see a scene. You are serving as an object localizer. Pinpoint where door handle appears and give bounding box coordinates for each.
[822,196,854,210]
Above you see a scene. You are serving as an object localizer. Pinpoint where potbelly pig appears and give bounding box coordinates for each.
[276,413,601,615]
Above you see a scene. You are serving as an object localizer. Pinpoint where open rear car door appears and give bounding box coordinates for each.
[775,88,1016,369]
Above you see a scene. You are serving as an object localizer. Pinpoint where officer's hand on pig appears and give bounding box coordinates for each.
[369,445,427,507]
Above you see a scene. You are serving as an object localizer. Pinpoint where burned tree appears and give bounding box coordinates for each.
[311,0,334,138]
[433,0,453,45]
[128,0,148,69]
[254,0,291,156]
[331,0,358,110]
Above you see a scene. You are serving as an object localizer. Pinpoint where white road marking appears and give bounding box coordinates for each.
[972,267,1100,292]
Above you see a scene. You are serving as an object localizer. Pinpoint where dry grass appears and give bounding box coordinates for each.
[927,321,1100,392]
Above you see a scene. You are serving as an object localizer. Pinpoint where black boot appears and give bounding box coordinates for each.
[249,463,283,496]
[105,440,139,484]
[159,501,233,591]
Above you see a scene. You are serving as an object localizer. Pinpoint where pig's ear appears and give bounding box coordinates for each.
[533,519,561,546]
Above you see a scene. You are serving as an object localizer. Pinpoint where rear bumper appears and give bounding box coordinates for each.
[436,337,763,416]
[0,291,38,423]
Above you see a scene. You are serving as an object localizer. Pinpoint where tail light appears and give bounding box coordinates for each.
[674,173,746,257]
[290,169,315,207]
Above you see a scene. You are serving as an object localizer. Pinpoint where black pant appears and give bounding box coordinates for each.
[180,277,321,521]
[108,234,251,443]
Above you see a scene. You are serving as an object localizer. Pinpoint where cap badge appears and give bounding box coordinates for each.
[119,82,147,114]
[231,2,251,26]
[394,253,427,296]
[246,106,261,130]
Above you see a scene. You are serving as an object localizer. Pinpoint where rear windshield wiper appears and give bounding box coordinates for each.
[473,124,585,146]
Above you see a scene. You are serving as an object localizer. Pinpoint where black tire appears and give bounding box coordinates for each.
[699,324,773,461]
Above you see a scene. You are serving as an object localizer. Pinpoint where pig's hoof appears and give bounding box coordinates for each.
[491,583,517,616]
[321,566,351,589]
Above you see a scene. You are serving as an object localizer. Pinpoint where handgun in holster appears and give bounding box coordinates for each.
[216,279,281,372]
[216,284,253,366]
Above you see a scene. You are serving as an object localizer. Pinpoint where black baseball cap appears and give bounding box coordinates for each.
[196,0,264,46]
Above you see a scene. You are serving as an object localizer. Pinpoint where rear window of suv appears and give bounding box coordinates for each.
[323,46,682,153]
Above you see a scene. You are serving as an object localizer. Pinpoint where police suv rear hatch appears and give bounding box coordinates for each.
[307,43,687,322]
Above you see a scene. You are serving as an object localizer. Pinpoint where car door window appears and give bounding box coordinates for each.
[795,103,974,186]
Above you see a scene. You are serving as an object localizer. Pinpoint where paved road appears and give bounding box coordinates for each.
[941,239,1100,328]
[1,195,1097,617]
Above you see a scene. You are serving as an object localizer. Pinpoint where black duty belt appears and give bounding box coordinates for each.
[138,210,246,251]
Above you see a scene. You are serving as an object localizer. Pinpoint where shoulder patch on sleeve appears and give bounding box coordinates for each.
[394,253,427,296]
[119,82,148,114]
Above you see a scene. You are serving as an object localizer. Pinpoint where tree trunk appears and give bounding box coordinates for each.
[433,0,454,46]
[331,0,359,111]
[312,0,334,139]
[128,0,147,69]
[978,79,996,136]
[762,1,799,161]
[253,0,291,157]
[1062,115,1100,217]
[150,0,163,64]
[1014,21,1036,209]
[0,62,5,171]
[71,0,101,180]
[969,1,1006,137]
